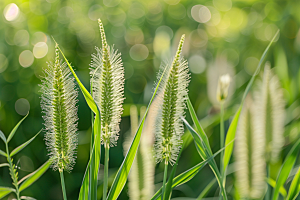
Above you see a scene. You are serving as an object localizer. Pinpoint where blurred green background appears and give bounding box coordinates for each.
[0,0,300,199]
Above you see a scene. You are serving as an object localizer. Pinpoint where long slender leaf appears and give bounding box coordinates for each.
[10,130,41,157]
[0,149,7,157]
[0,187,15,199]
[187,98,212,155]
[7,113,29,143]
[19,160,51,192]
[181,116,228,200]
[106,65,167,200]
[223,30,280,172]
[20,196,37,200]
[55,41,97,114]
[272,138,300,200]
[0,163,9,168]
[151,146,224,200]
[223,107,241,172]
[267,178,287,198]
[286,167,300,200]
[0,130,6,143]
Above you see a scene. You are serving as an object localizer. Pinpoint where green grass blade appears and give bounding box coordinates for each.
[286,167,300,200]
[223,106,241,172]
[10,130,41,157]
[223,30,279,172]
[151,147,224,200]
[0,163,9,168]
[187,97,212,155]
[55,41,98,114]
[7,113,28,143]
[0,130,6,143]
[0,149,7,157]
[272,138,300,200]
[19,160,51,192]
[267,178,287,198]
[106,65,167,200]
[182,117,228,200]
[197,178,216,199]
[0,187,15,199]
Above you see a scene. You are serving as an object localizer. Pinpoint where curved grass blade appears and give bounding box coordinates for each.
[197,179,216,199]
[54,39,97,114]
[19,160,51,192]
[10,130,41,157]
[272,138,300,200]
[0,187,15,199]
[0,163,9,168]
[20,196,37,200]
[151,146,224,200]
[0,149,7,157]
[223,30,280,172]
[267,178,287,198]
[7,113,29,143]
[106,65,167,200]
[186,98,212,155]
[286,167,300,200]
[181,117,228,200]
[0,130,6,143]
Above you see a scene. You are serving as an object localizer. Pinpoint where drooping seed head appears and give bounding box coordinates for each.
[254,64,285,163]
[90,18,125,148]
[40,44,78,172]
[235,97,266,199]
[154,35,190,165]
[216,74,231,102]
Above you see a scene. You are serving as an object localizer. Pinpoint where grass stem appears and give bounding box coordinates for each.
[220,103,225,200]
[6,143,20,200]
[59,170,68,200]
[162,161,168,200]
[103,147,110,200]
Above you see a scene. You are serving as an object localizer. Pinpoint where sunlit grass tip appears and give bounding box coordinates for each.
[254,63,285,163]
[235,97,266,199]
[154,34,190,165]
[90,18,125,148]
[40,44,78,172]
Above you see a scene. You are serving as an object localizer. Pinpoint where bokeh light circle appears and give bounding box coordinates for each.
[33,42,48,58]
[129,44,149,61]
[19,50,34,68]
[188,55,206,74]
[14,30,30,46]
[15,98,30,115]
[4,3,20,21]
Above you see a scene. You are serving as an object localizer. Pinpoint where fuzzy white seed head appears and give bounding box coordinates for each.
[154,35,190,165]
[40,44,78,172]
[254,64,285,163]
[90,18,125,148]
[217,74,231,102]
[235,97,266,199]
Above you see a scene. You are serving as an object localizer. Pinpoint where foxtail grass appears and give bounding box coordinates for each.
[153,34,189,199]
[40,44,79,199]
[90,18,125,199]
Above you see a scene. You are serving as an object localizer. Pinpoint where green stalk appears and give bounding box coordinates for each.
[6,143,20,200]
[220,103,226,198]
[266,164,270,200]
[161,162,168,200]
[103,147,110,200]
[60,170,68,200]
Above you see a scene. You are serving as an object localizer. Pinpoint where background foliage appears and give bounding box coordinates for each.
[0,0,300,199]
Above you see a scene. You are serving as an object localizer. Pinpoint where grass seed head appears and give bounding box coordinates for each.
[235,96,266,199]
[217,74,231,102]
[90,18,125,148]
[40,44,78,172]
[154,34,190,165]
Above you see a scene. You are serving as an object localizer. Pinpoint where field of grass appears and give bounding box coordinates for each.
[1,0,300,199]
